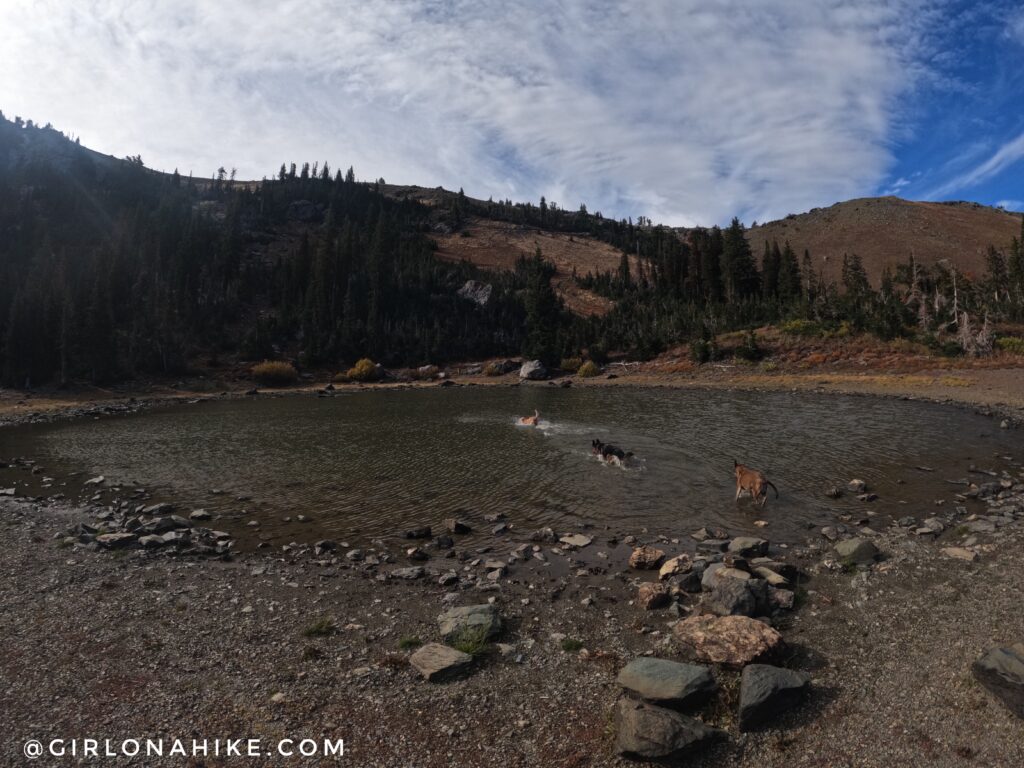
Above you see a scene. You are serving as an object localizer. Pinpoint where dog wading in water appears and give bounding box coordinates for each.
[733,460,778,507]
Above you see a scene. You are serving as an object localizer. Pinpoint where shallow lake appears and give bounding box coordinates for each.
[1,387,1018,547]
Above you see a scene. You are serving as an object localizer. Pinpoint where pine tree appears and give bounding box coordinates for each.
[721,218,760,301]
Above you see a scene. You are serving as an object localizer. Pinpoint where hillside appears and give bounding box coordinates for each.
[746,196,1022,285]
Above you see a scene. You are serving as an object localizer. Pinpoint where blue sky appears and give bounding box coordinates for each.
[0,0,1021,226]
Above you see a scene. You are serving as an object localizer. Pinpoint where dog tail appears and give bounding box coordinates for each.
[766,480,779,498]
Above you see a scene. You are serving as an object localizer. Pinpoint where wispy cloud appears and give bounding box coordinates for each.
[928,132,1024,197]
[996,199,1024,211]
[0,0,940,225]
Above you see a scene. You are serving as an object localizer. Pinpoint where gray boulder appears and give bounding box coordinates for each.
[409,643,473,682]
[614,698,725,760]
[705,576,768,617]
[519,360,548,380]
[739,664,811,731]
[834,538,879,565]
[972,644,1024,719]
[438,604,502,643]
[616,658,717,709]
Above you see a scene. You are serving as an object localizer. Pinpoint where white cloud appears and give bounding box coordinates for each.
[0,0,937,225]
[929,132,1024,197]
[995,199,1024,211]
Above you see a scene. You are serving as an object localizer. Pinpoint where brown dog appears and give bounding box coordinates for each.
[734,460,778,507]
[518,409,540,426]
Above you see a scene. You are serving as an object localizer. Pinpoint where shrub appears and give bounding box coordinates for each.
[587,343,610,366]
[398,636,422,650]
[302,617,336,637]
[734,330,765,362]
[780,319,822,337]
[560,356,583,373]
[451,625,491,656]
[251,360,299,386]
[577,360,601,377]
[346,358,379,382]
[690,339,719,364]
[483,361,505,376]
[332,372,351,384]
[995,337,1024,355]
[560,638,584,652]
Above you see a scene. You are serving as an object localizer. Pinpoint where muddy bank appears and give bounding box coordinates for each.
[2,452,1023,766]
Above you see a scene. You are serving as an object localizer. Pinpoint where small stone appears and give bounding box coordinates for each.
[728,537,769,557]
[558,533,593,548]
[437,604,502,643]
[616,658,717,708]
[346,549,364,561]
[95,532,137,548]
[445,518,471,534]
[673,615,783,668]
[409,643,473,682]
[941,547,978,562]
[614,698,725,760]
[84,475,105,486]
[848,479,868,493]
[629,546,666,570]
[659,554,692,580]
[973,645,1024,719]
[189,509,212,521]
[637,582,671,610]
[406,547,429,561]
[834,538,879,565]
[392,567,425,580]
[739,664,811,731]
[404,526,432,539]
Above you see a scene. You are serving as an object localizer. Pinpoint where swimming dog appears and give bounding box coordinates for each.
[734,460,779,507]
[592,439,634,465]
[518,409,540,427]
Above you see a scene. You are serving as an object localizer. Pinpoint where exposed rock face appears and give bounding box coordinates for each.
[972,644,1024,719]
[738,664,811,731]
[629,546,666,570]
[637,582,671,610]
[456,279,493,307]
[616,658,717,709]
[673,615,783,668]
[613,698,725,760]
[409,643,473,682]
[437,604,502,643]
[518,360,547,380]
[834,538,879,565]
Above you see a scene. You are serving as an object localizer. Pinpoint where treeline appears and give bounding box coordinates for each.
[572,216,1024,360]
[2,115,1022,386]
[0,117,550,385]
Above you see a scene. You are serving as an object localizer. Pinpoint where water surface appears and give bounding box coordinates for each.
[0,387,1017,546]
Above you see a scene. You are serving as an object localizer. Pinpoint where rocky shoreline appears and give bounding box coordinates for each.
[2,434,1023,765]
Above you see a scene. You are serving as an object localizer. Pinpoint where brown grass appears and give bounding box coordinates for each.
[746,197,1022,286]
[251,360,298,386]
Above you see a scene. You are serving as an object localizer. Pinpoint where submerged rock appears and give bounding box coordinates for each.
[728,537,769,557]
[559,533,592,548]
[739,664,811,731]
[616,658,717,709]
[614,698,725,760]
